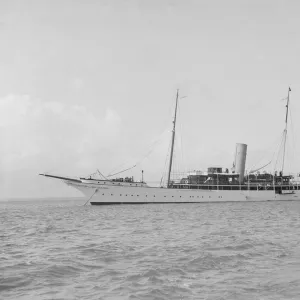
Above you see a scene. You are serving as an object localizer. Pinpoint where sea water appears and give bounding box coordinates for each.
[1,199,300,300]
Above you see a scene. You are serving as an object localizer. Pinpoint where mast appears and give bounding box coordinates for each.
[167,89,179,188]
[281,87,291,174]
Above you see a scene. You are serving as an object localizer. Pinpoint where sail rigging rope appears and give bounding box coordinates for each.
[106,165,137,177]
[160,137,173,187]
[83,188,98,206]
[106,127,171,178]
[247,132,282,174]
[97,169,109,180]
[249,161,272,174]
[288,106,297,169]
[274,130,286,172]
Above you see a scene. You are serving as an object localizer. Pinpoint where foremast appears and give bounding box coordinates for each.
[281,87,291,174]
[167,90,179,188]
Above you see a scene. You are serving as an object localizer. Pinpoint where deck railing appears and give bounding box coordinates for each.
[171,183,299,191]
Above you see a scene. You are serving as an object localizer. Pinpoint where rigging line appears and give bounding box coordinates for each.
[136,134,169,165]
[107,161,130,177]
[248,133,282,172]
[177,96,187,176]
[107,131,170,178]
[178,102,185,175]
[281,129,288,173]
[83,188,98,206]
[281,87,291,173]
[107,165,137,177]
[97,169,109,180]
[269,146,278,172]
[137,128,170,157]
[167,89,179,188]
[107,127,170,177]
[289,107,296,159]
[88,170,102,179]
[249,161,272,173]
[271,145,280,173]
[274,131,286,171]
[285,135,295,174]
[160,138,172,187]
[173,151,177,181]
[268,131,286,171]
[146,180,166,183]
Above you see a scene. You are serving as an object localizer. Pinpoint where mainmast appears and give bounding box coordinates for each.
[167,89,179,188]
[281,87,291,174]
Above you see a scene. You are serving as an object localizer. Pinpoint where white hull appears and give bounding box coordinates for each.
[65,180,300,204]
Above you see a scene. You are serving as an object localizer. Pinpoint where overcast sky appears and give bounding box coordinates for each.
[1,0,300,198]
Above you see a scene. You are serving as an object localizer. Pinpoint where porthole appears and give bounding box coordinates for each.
[111,194,113,196]
[164,196,166,198]
[120,194,122,196]
[102,193,104,195]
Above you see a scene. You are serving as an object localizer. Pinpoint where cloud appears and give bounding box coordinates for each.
[0,94,122,197]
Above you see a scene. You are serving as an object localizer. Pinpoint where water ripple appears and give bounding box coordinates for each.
[1,200,300,299]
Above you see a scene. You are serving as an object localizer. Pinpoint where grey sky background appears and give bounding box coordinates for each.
[1,0,300,198]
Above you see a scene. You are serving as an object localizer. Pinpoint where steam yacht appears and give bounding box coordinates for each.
[40,88,300,204]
